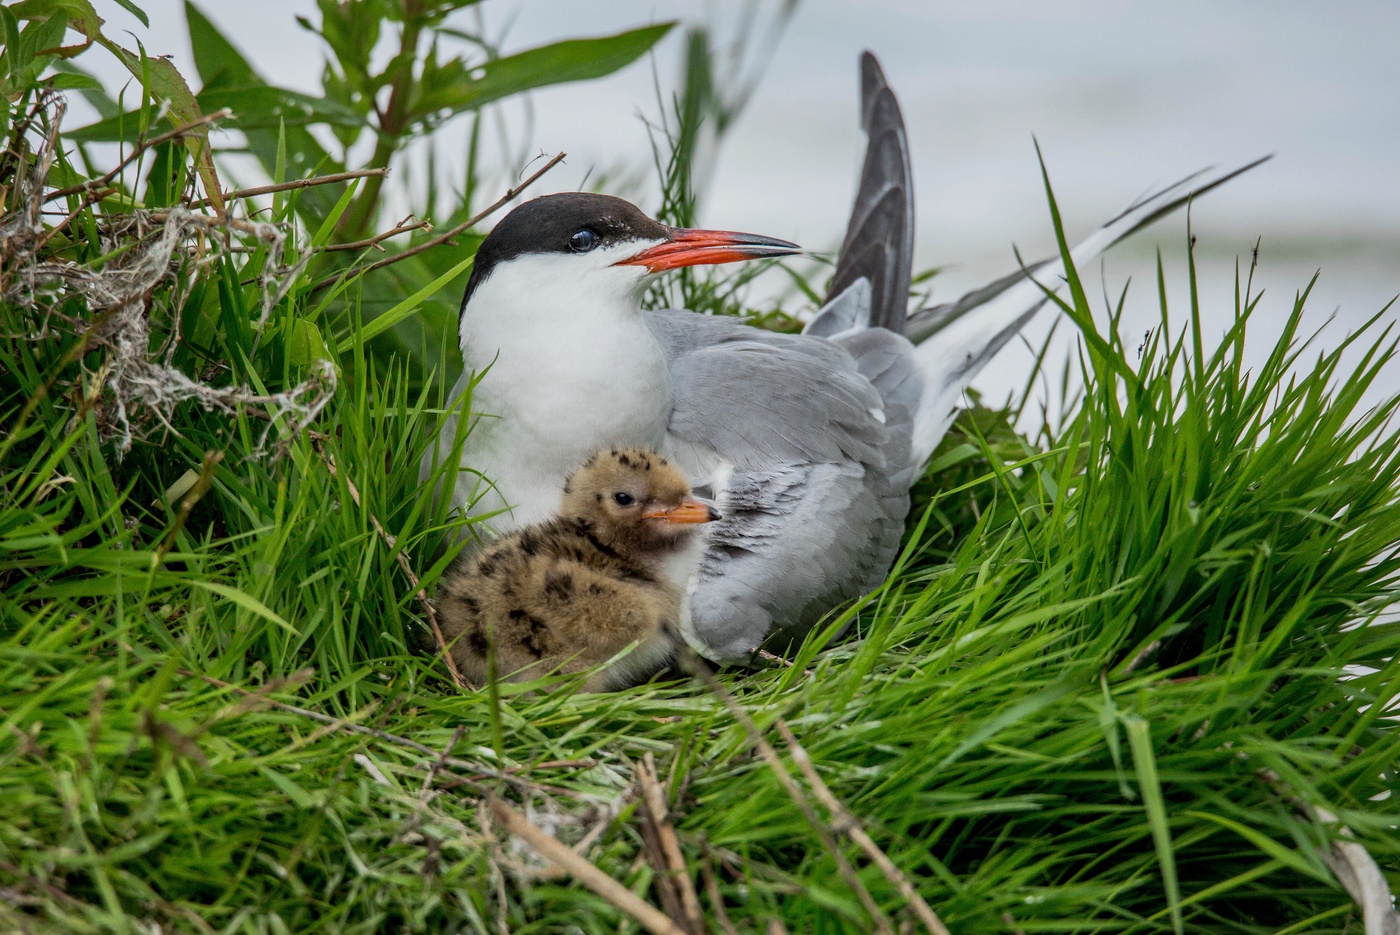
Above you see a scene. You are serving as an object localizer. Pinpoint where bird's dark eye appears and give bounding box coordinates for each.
[569,229,599,253]
[612,492,634,506]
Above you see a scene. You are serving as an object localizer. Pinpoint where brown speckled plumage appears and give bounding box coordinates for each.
[436,448,714,691]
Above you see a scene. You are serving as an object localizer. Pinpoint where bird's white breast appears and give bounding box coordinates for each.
[455,251,673,529]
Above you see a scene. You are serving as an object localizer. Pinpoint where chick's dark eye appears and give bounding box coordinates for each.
[569,229,599,253]
[612,492,634,506]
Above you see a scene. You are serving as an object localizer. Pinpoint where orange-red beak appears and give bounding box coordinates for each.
[615,228,801,273]
[641,495,721,524]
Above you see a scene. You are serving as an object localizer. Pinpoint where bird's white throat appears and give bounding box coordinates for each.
[456,247,674,529]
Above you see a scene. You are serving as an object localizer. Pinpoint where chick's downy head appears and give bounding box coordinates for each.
[562,448,719,550]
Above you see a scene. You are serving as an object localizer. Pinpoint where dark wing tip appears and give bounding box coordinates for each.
[826,51,915,335]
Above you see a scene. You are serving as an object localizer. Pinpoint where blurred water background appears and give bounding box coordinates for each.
[94,0,1400,414]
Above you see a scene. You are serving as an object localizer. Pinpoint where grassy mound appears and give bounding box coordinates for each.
[3,6,1399,933]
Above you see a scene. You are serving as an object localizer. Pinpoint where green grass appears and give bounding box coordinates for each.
[4,8,1400,933]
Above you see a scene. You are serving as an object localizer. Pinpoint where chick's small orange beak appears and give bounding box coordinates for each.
[641,495,721,524]
[616,228,800,273]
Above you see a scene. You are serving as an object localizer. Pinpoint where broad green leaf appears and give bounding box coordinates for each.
[97,36,226,212]
[408,23,674,126]
[44,69,101,89]
[184,0,253,86]
[182,0,340,224]
[10,0,103,40]
[20,12,68,70]
[0,8,22,85]
[197,84,363,130]
[285,319,330,367]
[112,0,148,27]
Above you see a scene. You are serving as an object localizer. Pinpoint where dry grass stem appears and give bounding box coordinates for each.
[685,656,894,934]
[488,796,687,935]
[1255,768,1400,935]
[324,215,433,253]
[774,718,950,935]
[311,150,566,291]
[153,449,223,565]
[190,168,389,209]
[637,752,705,934]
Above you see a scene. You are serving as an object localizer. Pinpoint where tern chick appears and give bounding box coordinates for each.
[436,448,719,691]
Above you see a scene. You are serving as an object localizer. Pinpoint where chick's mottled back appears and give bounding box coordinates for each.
[436,448,717,691]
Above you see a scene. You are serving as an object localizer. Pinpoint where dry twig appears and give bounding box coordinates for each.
[311,151,566,291]
[641,750,705,935]
[324,215,432,253]
[45,108,232,203]
[190,168,389,209]
[636,752,705,934]
[683,654,895,934]
[698,845,741,935]
[489,797,687,935]
[774,718,950,935]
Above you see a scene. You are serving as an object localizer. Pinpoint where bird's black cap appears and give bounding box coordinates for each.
[460,193,670,308]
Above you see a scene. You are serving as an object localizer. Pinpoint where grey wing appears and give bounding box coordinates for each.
[646,310,888,468]
[646,310,922,658]
[689,461,904,658]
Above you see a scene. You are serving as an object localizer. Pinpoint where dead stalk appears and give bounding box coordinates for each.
[311,151,566,291]
[774,718,950,935]
[684,655,894,935]
[324,215,432,253]
[190,168,389,209]
[636,753,705,934]
[488,797,687,935]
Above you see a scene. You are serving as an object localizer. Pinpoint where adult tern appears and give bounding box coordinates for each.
[423,52,1264,660]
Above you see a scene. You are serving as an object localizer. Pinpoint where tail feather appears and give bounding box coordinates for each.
[806,51,914,339]
[906,156,1271,461]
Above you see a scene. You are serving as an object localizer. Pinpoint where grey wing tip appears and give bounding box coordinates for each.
[1106,153,1274,234]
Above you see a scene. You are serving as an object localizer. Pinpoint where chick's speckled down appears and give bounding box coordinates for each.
[435,448,716,691]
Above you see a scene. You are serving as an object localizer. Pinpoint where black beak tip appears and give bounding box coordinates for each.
[735,232,802,254]
[707,505,722,522]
